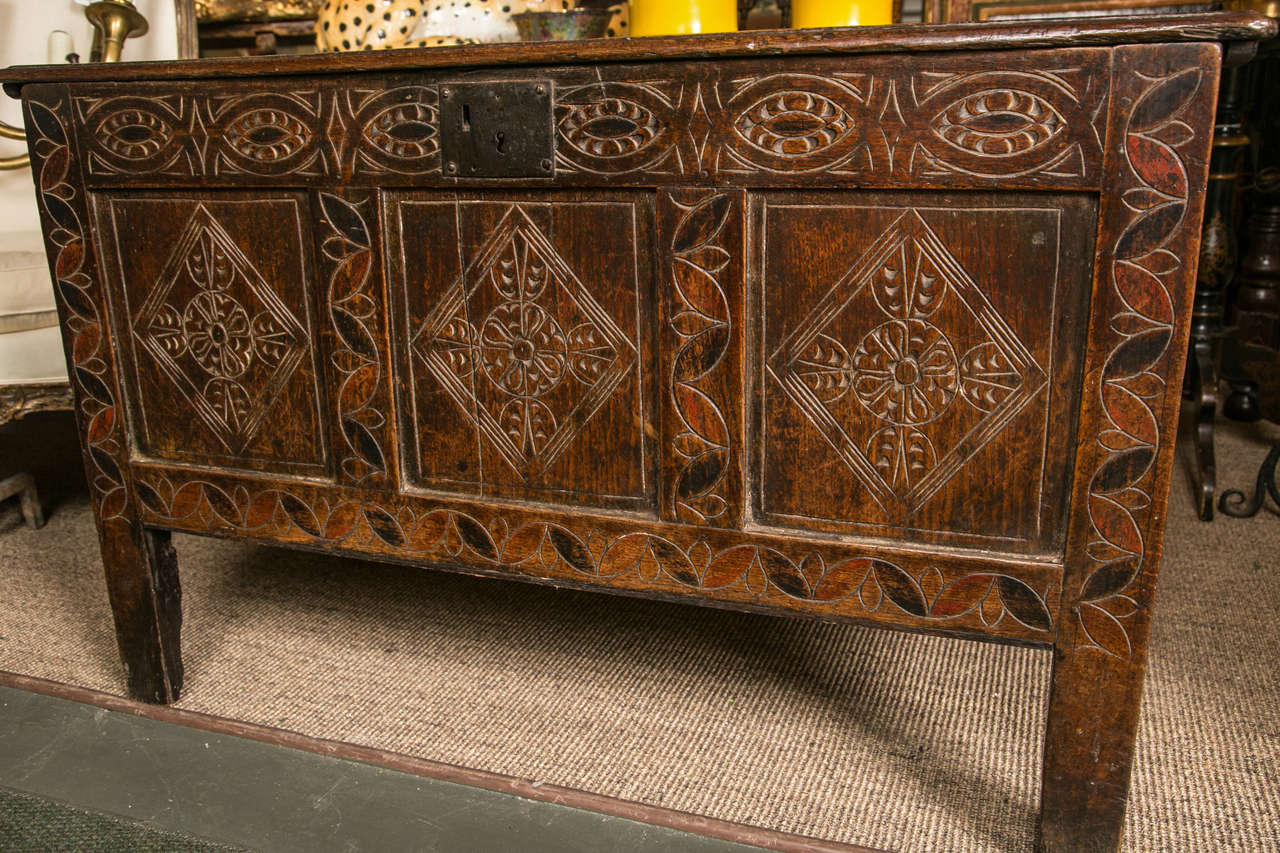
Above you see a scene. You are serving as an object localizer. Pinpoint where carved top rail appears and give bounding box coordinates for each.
[60,50,1111,190]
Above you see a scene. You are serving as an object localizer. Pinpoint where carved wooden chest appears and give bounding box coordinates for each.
[6,12,1274,851]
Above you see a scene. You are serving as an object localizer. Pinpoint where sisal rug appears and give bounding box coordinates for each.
[0,410,1276,852]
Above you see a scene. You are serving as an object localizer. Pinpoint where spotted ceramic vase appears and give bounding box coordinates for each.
[316,0,616,47]
[414,0,580,43]
[316,0,479,50]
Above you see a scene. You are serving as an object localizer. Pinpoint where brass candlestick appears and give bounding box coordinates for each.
[85,0,150,63]
[1,1,149,170]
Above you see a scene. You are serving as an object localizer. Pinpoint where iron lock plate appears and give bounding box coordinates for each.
[438,81,554,179]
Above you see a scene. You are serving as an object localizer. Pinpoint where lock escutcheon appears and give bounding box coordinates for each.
[439,81,555,179]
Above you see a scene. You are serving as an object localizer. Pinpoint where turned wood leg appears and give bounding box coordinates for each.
[1038,631,1149,853]
[99,524,183,704]
[1223,48,1280,423]
[1187,63,1248,521]
[1189,341,1219,521]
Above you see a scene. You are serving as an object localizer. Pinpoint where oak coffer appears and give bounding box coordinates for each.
[6,12,1274,852]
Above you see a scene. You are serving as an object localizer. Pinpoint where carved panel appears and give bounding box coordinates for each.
[388,192,656,511]
[658,189,745,528]
[555,80,688,176]
[757,191,1094,554]
[132,466,1059,643]
[66,49,1107,190]
[96,194,328,474]
[315,191,396,488]
[555,49,1109,187]
[73,80,442,183]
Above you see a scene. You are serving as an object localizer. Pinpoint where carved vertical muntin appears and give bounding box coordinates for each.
[23,84,182,703]
[1040,43,1220,852]
[658,190,746,528]
[315,190,397,489]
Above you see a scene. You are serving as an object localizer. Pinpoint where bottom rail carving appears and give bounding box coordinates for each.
[133,470,1058,642]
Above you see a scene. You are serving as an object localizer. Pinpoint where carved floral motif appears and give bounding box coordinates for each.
[413,205,637,482]
[768,208,1047,517]
[133,205,308,453]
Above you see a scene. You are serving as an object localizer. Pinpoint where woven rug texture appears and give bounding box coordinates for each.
[0,411,1276,852]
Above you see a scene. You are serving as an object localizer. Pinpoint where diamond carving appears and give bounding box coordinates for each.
[413,205,638,481]
[768,209,1047,516]
[134,205,308,453]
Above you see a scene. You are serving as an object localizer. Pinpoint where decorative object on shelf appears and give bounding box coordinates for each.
[417,0,578,42]
[575,0,629,37]
[1218,15,1280,520]
[1222,31,1280,422]
[513,8,613,39]
[0,120,26,172]
[926,0,1214,24]
[316,0,573,48]
[791,0,891,28]
[317,0,428,50]
[196,0,324,20]
[630,0,736,35]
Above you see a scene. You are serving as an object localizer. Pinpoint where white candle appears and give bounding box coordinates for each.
[47,30,75,64]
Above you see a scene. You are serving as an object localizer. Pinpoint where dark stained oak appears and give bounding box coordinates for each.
[8,14,1272,853]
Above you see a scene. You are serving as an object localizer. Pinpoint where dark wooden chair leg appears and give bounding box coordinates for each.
[1224,46,1280,423]
[0,472,44,529]
[99,524,183,704]
[1188,63,1249,521]
[1189,341,1219,520]
[1038,635,1148,853]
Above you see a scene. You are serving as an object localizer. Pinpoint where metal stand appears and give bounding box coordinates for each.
[1219,439,1280,517]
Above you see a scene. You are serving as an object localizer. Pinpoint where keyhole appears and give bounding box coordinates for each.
[494,131,506,153]
[461,104,471,132]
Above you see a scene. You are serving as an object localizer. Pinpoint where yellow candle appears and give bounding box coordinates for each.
[791,0,893,28]
[629,0,738,37]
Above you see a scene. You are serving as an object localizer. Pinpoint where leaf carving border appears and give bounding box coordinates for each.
[133,469,1058,642]
[1065,46,1216,660]
[317,192,392,487]
[661,190,743,527]
[25,88,132,524]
